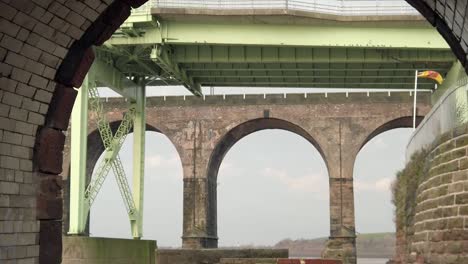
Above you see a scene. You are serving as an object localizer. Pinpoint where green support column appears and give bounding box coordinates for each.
[68,74,93,235]
[131,81,146,239]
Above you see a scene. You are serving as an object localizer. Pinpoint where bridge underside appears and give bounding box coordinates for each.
[97,11,456,95]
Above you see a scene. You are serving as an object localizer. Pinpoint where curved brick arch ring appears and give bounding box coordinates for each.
[358,116,425,153]
[33,1,149,263]
[206,117,330,184]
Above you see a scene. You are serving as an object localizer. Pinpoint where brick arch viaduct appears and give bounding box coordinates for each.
[62,92,431,262]
[0,0,467,263]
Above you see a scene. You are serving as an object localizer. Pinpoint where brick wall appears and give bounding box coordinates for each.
[394,124,468,263]
[0,0,147,263]
[156,248,288,264]
[0,1,107,263]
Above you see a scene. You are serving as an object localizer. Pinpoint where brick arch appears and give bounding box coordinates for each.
[207,117,329,183]
[358,116,425,153]
[202,117,329,247]
[0,0,467,263]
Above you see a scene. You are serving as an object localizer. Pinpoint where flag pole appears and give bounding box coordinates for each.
[413,70,418,130]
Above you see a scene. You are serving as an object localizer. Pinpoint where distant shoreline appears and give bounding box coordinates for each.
[274,232,395,259]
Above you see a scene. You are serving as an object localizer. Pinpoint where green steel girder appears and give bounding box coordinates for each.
[104,15,455,90]
[85,85,138,220]
[131,82,146,238]
[69,74,91,235]
[97,45,162,81]
[183,62,453,71]
[108,20,450,49]
[151,45,202,95]
[171,46,455,64]
[92,58,139,102]
[68,72,147,238]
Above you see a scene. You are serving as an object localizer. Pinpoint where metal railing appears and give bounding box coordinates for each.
[406,77,468,159]
[132,0,419,16]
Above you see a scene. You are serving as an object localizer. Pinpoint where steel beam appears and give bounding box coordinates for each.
[108,20,450,49]
[131,81,146,239]
[183,62,452,71]
[171,46,454,64]
[151,45,202,95]
[68,74,92,235]
[92,58,139,102]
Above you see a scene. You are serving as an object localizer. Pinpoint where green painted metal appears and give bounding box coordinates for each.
[171,46,453,64]
[102,10,455,92]
[69,74,92,235]
[91,58,139,101]
[131,81,146,239]
[110,20,450,49]
[85,84,138,219]
[69,64,147,238]
[151,45,202,95]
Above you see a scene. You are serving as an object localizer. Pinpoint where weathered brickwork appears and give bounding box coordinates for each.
[62,93,431,264]
[0,0,467,263]
[0,0,148,263]
[394,124,468,264]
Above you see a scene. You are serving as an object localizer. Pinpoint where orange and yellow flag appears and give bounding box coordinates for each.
[417,71,444,85]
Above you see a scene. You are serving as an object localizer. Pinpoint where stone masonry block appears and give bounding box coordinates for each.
[36,174,63,220]
[35,127,65,174]
[39,220,62,264]
[94,1,131,45]
[46,84,77,131]
[55,44,94,88]
[70,47,94,88]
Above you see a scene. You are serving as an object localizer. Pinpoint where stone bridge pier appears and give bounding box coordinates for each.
[64,92,431,264]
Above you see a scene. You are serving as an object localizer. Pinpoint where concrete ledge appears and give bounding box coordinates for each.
[62,236,156,264]
[156,248,288,264]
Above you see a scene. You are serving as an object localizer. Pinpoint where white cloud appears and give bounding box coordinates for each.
[262,167,328,198]
[145,154,181,168]
[354,177,392,192]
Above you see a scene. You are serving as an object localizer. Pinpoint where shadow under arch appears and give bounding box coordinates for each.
[207,118,329,183]
[63,120,184,234]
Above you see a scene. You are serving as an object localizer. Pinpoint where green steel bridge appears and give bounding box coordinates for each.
[68,3,457,261]
[93,0,456,98]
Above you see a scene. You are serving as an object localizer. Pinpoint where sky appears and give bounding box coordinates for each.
[88,86,413,247]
